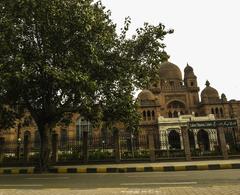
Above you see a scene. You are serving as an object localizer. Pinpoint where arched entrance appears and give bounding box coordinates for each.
[168,130,181,149]
[197,130,210,151]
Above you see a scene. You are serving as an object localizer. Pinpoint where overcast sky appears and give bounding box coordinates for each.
[101,0,240,100]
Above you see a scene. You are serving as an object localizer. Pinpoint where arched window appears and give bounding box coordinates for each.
[211,108,214,114]
[143,111,146,121]
[167,101,185,109]
[76,117,92,141]
[147,110,151,120]
[152,110,155,120]
[215,108,219,117]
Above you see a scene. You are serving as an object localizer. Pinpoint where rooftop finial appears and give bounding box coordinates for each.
[205,80,210,87]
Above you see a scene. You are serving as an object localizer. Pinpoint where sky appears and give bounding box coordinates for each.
[101,0,240,100]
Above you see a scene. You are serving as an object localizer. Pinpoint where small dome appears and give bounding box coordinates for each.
[138,89,155,101]
[159,61,182,80]
[184,63,193,72]
[201,80,219,99]
[184,63,196,78]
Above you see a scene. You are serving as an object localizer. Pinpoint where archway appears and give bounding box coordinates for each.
[168,130,181,149]
[167,100,186,118]
[197,130,210,151]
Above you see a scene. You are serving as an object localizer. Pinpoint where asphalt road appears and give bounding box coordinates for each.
[0,169,240,189]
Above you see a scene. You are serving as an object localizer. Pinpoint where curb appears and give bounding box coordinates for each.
[1,163,240,174]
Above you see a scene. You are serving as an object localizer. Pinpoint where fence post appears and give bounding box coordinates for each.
[114,128,121,163]
[0,137,5,163]
[181,126,192,161]
[148,132,156,162]
[23,135,30,162]
[51,133,59,163]
[217,127,228,159]
[83,131,88,163]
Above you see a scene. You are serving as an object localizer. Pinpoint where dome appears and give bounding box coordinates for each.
[184,64,196,78]
[201,80,219,99]
[184,63,193,73]
[138,89,155,101]
[159,61,182,80]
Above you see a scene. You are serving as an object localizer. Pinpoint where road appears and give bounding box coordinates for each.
[0,169,240,194]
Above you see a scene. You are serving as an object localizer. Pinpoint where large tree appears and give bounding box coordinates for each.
[0,0,172,171]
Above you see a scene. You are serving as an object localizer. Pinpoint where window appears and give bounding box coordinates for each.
[143,111,146,121]
[211,108,214,114]
[76,117,92,141]
[152,110,155,120]
[147,111,151,120]
[191,81,194,86]
[215,108,219,118]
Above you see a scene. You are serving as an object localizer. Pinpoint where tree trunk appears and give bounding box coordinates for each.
[38,124,52,173]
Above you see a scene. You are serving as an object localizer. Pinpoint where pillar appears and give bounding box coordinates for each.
[82,131,88,163]
[193,130,199,149]
[148,132,156,162]
[180,132,184,150]
[181,126,192,161]
[51,133,59,163]
[217,127,228,159]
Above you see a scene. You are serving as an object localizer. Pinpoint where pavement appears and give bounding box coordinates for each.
[1,159,240,174]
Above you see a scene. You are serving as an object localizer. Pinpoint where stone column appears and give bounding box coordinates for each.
[113,128,121,163]
[180,132,184,150]
[148,132,156,162]
[82,131,89,163]
[193,130,199,149]
[160,130,168,150]
[0,137,5,163]
[181,126,192,161]
[23,135,31,162]
[217,127,228,159]
[51,133,59,163]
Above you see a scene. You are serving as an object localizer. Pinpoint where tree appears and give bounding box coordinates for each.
[0,0,172,171]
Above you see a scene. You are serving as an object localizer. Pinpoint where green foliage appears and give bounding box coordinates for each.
[0,0,172,168]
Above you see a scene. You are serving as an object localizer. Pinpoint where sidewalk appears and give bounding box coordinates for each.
[1,159,240,174]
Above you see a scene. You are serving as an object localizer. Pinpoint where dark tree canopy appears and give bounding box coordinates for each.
[0,0,172,170]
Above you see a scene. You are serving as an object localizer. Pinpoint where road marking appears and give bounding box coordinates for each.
[127,174,187,178]
[120,182,197,186]
[25,177,69,180]
[0,184,43,187]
